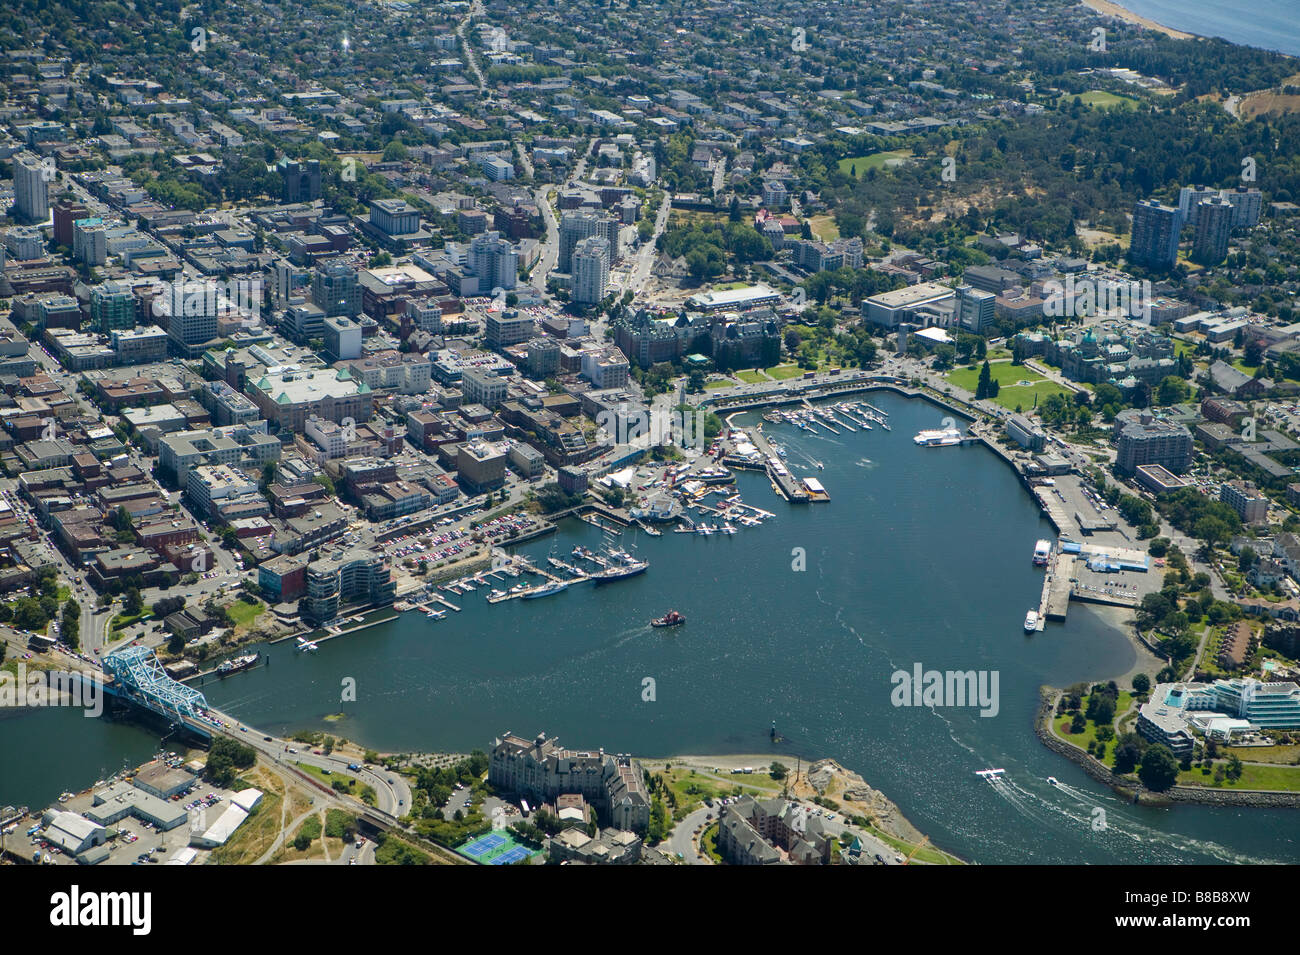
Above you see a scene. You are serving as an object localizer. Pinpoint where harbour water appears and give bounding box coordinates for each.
[4,390,1297,863]
[1111,0,1300,57]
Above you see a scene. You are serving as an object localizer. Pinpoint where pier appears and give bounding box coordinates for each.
[1042,554,1073,623]
[747,425,811,502]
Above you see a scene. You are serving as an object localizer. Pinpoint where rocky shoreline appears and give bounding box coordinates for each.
[1036,688,1300,808]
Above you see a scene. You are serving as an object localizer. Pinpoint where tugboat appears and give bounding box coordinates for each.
[651,610,686,628]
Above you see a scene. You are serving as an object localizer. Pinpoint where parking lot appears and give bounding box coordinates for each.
[23,753,242,867]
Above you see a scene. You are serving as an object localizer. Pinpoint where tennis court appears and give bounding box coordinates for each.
[456,831,539,865]
[489,845,532,866]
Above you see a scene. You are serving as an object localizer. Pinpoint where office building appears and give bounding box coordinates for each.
[456,440,507,492]
[280,158,321,203]
[484,310,536,349]
[369,198,421,238]
[461,366,508,408]
[323,315,363,362]
[956,284,996,333]
[91,281,137,333]
[311,263,361,319]
[248,368,374,432]
[1129,200,1180,270]
[5,225,45,261]
[72,217,106,266]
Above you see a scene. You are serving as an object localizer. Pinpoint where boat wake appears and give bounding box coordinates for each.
[985,774,1284,864]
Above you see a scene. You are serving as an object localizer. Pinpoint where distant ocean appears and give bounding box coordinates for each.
[1111,0,1300,57]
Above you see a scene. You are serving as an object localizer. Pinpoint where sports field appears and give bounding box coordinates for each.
[457,830,539,865]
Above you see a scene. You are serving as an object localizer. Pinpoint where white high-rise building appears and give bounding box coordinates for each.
[468,231,518,292]
[571,235,611,306]
[559,212,618,273]
[13,153,50,224]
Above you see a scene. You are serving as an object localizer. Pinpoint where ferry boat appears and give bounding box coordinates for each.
[217,653,258,676]
[1024,609,1040,632]
[1033,539,1052,566]
[522,580,569,599]
[651,610,686,628]
[913,427,963,447]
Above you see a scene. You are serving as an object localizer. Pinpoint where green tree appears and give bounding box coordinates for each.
[1138,743,1180,792]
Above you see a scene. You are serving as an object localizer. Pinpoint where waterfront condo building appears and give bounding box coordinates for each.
[301,548,395,623]
[489,731,650,832]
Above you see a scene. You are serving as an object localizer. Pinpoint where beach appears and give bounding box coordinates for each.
[1080,0,1194,41]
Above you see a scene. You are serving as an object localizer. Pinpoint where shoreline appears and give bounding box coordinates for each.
[1035,689,1300,807]
[1079,0,1194,41]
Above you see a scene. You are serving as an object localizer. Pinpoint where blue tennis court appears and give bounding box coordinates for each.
[460,833,506,858]
[489,846,531,866]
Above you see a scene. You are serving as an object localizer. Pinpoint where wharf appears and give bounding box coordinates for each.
[1035,553,1072,629]
[748,425,811,502]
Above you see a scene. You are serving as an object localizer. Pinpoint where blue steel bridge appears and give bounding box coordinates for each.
[102,646,213,741]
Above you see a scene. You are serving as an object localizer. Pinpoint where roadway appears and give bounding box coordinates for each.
[207,708,412,817]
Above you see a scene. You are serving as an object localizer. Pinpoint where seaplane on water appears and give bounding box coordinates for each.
[974,768,1006,780]
[295,637,319,653]
[425,608,446,620]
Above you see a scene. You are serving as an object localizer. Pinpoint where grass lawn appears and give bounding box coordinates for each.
[837,150,911,177]
[110,611,151,633]
[226,600,265,630]
[808,214,839,242]
[734,369,767,384]
[765,364,804,380]
[860,824,964,864]
[659,767,782,816]
[295,762,376,805]
[1224,745,1300,765]
[996,381,1077,412]
[1053,691,1135,764]
[705,379,734,390]
[1178,762,1300,791]
[1058,90,1138,109]
[700,822,722,863]
[946,361,1045,392]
